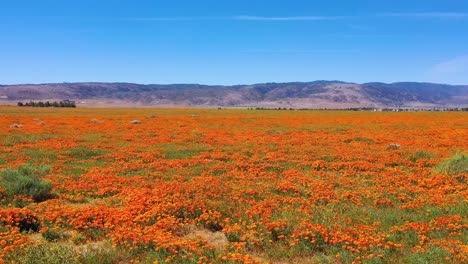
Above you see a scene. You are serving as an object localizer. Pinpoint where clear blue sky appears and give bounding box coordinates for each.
[1,0,468,85]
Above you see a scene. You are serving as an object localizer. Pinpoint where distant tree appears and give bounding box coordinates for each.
[38,102,45,107]
[17,102,24,107]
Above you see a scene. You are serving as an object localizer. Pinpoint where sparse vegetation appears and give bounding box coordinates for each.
[0,165,53,204]
[433,154,468,184]
[410,150,436,162]
[4,242,127,264]
[434,154,468,175]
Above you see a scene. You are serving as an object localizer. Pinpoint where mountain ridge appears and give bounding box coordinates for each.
[1,81,467,108]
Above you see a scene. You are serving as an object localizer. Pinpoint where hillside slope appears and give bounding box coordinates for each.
[0,81,467,108]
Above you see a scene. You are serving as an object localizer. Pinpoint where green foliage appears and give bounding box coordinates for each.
[4,244,78,264]
[77,245,127,264]
[409,150,435,162]
[1,134,55,147]
[0,165,54,203]
[140,247,222,264]
[23,148,57,163]
[344,137,375,144]
[5,243,128,264]
[389,230,420,247]
[5,241,128,264]
[162,144,206,160]
[67,146,106,159]
[433,154,468,178]
[404,245,451,264]
[225,232,242,243]
[42,229,63,242]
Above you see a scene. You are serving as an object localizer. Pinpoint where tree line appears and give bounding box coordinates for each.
[17,101,76,108]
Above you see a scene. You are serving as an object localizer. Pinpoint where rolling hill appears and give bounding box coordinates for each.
[0,81,467,108]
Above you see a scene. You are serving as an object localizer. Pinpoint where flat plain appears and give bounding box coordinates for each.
[0,107,466,263]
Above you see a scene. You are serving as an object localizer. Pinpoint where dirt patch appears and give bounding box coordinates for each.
[27,233,44,243]
[182,225,228,249]
[77,240,107,254]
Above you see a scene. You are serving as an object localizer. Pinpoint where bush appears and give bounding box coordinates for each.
[410,150,435,162]
[434,154,468,175]
[42,229,62,242]
[0,165,54,203]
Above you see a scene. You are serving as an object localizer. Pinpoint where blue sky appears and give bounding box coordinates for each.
[1,0,468,85]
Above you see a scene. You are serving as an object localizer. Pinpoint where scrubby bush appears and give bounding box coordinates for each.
[410,150,435,162]
[67,146,105,159]
[433,154,468,183]
[434,154,468,175]
[42,229,62,242]
[0,165,54,203]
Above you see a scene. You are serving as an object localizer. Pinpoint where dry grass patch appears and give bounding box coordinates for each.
[182,225,228,249]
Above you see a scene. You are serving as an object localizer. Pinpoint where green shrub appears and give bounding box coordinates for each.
[434,154,468,175]
[42,229,62,242]
[433,154,468,184]
[410,150,435,162]
[68,146,105,159]
[0,165,54,203]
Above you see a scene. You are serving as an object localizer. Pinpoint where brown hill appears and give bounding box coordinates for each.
[0,81,467,108]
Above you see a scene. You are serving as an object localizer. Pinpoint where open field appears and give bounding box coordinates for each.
[0,107,467,263]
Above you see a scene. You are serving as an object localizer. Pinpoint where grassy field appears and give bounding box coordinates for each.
[0,106,467,263]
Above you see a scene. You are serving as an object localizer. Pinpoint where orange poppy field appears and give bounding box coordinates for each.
[0,107,466,263]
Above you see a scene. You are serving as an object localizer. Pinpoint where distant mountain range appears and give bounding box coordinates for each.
[1,81,467,108]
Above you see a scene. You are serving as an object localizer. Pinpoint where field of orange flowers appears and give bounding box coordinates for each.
[0,107,466,263]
